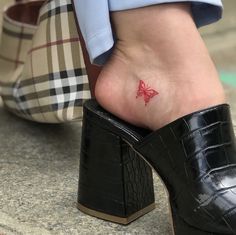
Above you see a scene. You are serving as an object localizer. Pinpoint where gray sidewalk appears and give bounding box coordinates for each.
[0,1,236,234]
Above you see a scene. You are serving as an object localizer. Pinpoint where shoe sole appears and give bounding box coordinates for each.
[77,202,156,225]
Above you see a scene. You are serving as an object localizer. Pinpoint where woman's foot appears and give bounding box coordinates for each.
[95,3,226,130]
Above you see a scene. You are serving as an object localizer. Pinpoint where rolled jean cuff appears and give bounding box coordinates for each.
[86,27,114,66]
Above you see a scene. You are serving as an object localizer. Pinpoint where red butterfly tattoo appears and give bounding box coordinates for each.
[136,80,159,106]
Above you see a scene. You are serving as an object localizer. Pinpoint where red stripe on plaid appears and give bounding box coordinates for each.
[0,54,24,65]
[28,37,80,54]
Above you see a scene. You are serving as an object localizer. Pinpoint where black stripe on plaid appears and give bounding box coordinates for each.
[4,99,85,117]
[49,69,90,111]
[40,4,73,22]
[2,27,34,40]
[1,0,90,122]
[0,80,16,87]
[2,92,87,113]
[50,83,89,96]
[51,99,84,110]
[0,68,87,87]
[48,68,87,80]
[1,83,90,101]
[3,98,85,114]
[1,70,90,112]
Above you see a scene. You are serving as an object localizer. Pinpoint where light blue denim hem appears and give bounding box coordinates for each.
[86,28,114,65]
[74,0,223,65]
[109,0,222,11]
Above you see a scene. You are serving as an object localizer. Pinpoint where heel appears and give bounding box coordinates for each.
[77,106,155,224]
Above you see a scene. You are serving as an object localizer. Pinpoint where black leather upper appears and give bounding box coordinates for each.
[85,100,236,234]
[135,104,236,234]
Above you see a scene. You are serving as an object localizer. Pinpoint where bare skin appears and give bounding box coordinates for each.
[95,3,226,130]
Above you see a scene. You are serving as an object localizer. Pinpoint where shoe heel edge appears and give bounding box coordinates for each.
[77,203,156,225]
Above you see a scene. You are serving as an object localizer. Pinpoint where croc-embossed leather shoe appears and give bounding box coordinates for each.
[77,99,236,235]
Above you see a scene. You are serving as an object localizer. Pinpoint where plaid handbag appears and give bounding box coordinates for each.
[0,0,91,123]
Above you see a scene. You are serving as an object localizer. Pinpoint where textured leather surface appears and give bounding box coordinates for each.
[135,104,236,234]
[84,99,236,234]
[78,107,155,217]
[122,142,155,215]
[171,201,227,235]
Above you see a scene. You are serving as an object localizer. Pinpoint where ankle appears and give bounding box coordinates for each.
[94,3,226,130]
[95,44,226,130]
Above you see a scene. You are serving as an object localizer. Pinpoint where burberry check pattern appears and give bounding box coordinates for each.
[0,0,91,123]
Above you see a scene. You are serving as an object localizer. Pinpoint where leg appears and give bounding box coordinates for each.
[95,3,226,130]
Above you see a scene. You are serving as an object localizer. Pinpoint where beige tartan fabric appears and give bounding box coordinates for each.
[0,0,91,123]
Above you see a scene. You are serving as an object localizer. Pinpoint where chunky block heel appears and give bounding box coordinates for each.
[78,100,236,234]
[77,105,155,224]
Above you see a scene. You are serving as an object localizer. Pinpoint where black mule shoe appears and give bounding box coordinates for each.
[77,99,236,235]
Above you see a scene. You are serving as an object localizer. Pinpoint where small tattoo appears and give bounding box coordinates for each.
[136,80,159,106]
